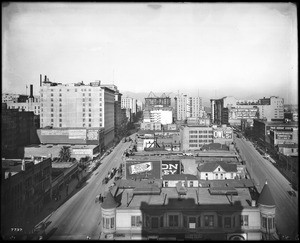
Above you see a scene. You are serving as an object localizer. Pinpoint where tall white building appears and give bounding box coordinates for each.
[149,108,173,125]
[40,79,115,143]
[175,94,204,121]
[257,96,284,121]
[121,97,137,114]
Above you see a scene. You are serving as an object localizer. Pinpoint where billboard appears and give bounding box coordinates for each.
[87,129,99,141]
[161,160,181,175]
[125,160,161,180]
[68,129,86,140]
[213,129,233,139]
[41,129,68,136]
[276,133,293,140]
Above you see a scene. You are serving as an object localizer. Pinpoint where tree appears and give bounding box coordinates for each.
[59,146,71,162]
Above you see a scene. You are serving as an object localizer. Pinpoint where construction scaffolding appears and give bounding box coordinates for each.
[144,92,171,108]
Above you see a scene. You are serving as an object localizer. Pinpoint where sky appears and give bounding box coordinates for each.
[2,2,298,104]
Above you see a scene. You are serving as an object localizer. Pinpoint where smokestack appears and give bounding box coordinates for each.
[40,74,42,86]
[29,84,33,98]
[44,75,47,82]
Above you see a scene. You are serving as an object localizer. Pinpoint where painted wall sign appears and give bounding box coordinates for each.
[161,160,180,175]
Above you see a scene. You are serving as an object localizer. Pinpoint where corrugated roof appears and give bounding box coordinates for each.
[198,161,237,172]
[257,181,275,206]
[101,191,118,209]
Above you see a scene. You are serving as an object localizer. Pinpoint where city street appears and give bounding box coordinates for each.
[235,136,298,239]
[42,138,134,240]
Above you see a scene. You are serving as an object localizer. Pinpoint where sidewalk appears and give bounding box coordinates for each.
[25,169,90,233]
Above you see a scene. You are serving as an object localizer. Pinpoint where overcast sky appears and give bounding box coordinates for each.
[2,2,298,104]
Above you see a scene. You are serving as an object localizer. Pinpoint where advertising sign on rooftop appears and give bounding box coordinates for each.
[87,129,99,141]
[213,129,233,139]
[41,129,69,136]
[161,160,181,175]
[69,129,86,140]
[125,160,160,180]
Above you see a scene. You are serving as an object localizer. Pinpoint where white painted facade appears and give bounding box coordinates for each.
[199,165,237,180]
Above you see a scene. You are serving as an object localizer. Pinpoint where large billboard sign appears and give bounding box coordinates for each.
[87,129,99,141]
[213,129,233,139]
[68,129,86,140]
[125,160,160,180]
[161,160,181,175]
[276,133,292,140]
[129,162,152,174]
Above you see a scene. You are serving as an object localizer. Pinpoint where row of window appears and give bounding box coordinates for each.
[130,214,249,229]
[189,130,213,134]
[190,135,213,138]
[189,139,213,143]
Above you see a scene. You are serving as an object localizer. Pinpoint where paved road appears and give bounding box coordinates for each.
[43,138,134,240]
[235,136,298,239]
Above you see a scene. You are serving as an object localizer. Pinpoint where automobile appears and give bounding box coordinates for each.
[102,177,109,184]
[288,190,296,197]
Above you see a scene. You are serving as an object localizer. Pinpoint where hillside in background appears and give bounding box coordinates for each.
[120,90,212,107]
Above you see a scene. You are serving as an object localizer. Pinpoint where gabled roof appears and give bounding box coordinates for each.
[198,161,237,173]
[162,174,198,180]
[101,191,118,209]
[257,181,275,206]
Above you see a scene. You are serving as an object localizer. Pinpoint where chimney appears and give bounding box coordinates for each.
[21,159,26,171]
[44,75,47,82]
[40,74,42,86]
[251,200,256,207]
[29,84,34,98]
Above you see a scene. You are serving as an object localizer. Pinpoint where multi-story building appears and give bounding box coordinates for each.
[5,85,41,116]
[39,77,115,148]
[144,92,171,109]
[180,125,233,151]
[149,108,173,125]
[100,178,276,240]
[174,94,204,121]
[257,96,284,121]
[121,97,137,114]
[253,119,298,146]
[210,96,284,126]
[1,103,39,158]
[100,84,128,142]
[136,100,143,112]
[140,122,162,131]
[1,158,52,235]
[2,93,19,103]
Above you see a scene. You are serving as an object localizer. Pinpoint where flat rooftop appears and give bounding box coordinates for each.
[115,186,255,210]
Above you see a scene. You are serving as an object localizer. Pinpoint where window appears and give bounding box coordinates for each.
[262,217,267,228]
[151,217,159,228]
[168,215,179,227]
[189,181,193,187]
[218,215,222,227]
[160,216,164,227]
[224,217,231,228]
[240,215,248,226]
[131,216,142,227]
[188,217,196,229]
[204,215,214,227]
[111,218,114,229]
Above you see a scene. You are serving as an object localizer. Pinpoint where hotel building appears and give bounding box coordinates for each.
[39,77,115,148]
